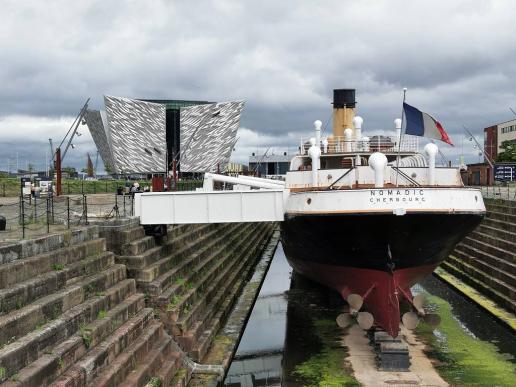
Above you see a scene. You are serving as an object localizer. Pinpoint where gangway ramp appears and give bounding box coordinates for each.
[135,189,285,224]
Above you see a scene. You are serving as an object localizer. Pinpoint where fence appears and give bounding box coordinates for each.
[0,180,204,241]
[476,185,516,202]
[0,194,133,241]
[0,179,205,197]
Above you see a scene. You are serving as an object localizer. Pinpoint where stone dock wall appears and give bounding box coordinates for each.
[442,199,515,314]
[0,219,276,386]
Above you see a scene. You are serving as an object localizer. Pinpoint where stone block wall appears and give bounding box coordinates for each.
[0,225,177,387]
[111,221,276,384]
[0,219,275,387]
[443,199,515,313]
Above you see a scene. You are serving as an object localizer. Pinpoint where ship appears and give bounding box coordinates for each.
[135,88,486,338]
[279,89,486,337]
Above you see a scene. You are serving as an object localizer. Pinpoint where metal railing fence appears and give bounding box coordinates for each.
[0,180,203,241]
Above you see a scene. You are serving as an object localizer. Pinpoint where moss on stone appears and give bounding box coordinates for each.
[416,293,516,386]
[435,267,516,331]
[294,318,359,387]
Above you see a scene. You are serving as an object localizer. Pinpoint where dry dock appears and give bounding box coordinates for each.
[0,193,514,386]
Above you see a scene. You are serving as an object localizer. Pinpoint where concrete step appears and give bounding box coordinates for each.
[486,202,516,215]
[90,321,163,387]
[121,335,178,387]
[118,246,163,271]
[135,223,237,285]
[0,252,115,315]
[441,260,516,313]
[462,236,515,263]
[482,217,516,234]
[154,223,248,307]
[188,227,270,361]
[0,226,100,265]
[1,293,146,387]
[161,224,215,255]
[0,279,136,381]
[486,210,516,224]
[0,238,107,290]
[459,238,516,266]
[51,307,154,387]
[447,254,516,301]
[167,222,258,333]
[455,246,516,280]
[0,264,127,348]
[452,247,516,285]
[153,357,182,387]
[471,230,516,256]
[121,236,156,256]
[138,234,217,298]
[478,224,516,243]
[118,227,146,246]
[80,293,146,349]
[176,224,270,355]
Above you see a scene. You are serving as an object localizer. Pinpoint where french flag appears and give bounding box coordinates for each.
[403,102,453,145]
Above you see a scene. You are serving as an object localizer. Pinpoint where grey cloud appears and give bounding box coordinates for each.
[1,0,516,169]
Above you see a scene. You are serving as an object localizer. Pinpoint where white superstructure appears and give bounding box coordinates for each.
[135,118,485,225]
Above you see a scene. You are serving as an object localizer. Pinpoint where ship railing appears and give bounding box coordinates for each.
[299,135,419,155]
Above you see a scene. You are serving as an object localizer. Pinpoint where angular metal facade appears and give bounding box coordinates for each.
[84,109,117,173]
[179,101,244,172]
[104,95,167,174]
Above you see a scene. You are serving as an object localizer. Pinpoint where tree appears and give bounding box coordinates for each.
[62,166,77,178]
[496,140,516,162]
[104,163,113,175]
[27,163,35,174]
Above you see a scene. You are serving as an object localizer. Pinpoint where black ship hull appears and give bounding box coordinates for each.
[280,211,483,336]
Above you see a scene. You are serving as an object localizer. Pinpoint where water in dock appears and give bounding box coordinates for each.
[224,243,516,386]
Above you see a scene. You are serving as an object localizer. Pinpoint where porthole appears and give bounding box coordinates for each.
[306,198,312,205]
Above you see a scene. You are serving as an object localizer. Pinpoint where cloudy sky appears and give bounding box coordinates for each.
[1,0,515,173]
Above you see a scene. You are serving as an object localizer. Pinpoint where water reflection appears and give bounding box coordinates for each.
[224,244,291,386]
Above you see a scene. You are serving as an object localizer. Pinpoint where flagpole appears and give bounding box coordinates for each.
[395,87,407,186]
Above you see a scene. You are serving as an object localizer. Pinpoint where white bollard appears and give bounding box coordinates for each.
[369,152,388,188]
[424,143,438,185]
[308,137,321,187]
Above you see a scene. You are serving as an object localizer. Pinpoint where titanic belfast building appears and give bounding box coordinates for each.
[84,96,244,174]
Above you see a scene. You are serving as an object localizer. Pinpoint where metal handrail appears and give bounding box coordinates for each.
[327,167,356,190]
[391,166,421,187]
[300,135,419,155]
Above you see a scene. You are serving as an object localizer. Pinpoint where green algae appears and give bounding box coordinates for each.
[416,293,516,387]
[294,319,360,387]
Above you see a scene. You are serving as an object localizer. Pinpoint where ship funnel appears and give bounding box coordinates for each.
[332,89,356,138]
[424,143,438,185]
[369,152,388,188]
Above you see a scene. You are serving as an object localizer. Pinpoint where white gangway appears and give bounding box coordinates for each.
[134,173,287,225]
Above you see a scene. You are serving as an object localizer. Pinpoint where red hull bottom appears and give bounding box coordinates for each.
[287,260,438,337]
